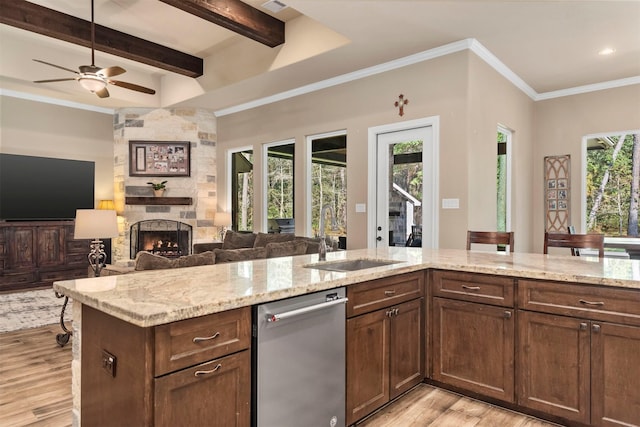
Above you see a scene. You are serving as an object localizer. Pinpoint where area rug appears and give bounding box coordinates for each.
[0,289,72,333]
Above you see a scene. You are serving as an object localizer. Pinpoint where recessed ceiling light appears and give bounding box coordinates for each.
[598,47,616,56]
[262,0,288,13]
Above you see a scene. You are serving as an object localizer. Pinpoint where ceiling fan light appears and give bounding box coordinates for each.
[79,75,107,92]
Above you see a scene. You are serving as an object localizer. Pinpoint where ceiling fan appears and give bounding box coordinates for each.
[33,0,155,98]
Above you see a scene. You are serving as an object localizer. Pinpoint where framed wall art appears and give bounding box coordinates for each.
[544,154,570,232]
[129,141,190,177]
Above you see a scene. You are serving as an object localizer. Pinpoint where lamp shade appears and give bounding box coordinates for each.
[74,209,119,239]
[214,211,232,227]
[98,199,115,210]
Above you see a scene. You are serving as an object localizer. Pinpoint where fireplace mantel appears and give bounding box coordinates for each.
[125,197,193,205]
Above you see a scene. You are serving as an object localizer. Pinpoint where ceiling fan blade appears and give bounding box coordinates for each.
[34,78,77,83]
[109,80,156,95]
[33,59,79,75]
[95,87,110,98]
[99,66,126,78]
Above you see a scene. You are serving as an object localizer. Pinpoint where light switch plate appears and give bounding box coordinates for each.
[355,203,366,213]
[442,198,460,209]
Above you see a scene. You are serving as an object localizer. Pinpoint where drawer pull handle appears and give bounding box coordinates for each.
[461,285,481,291]
[579,299,605,307]
[193,332,220,343]
[384,290,396,296]
[194,363,222,377]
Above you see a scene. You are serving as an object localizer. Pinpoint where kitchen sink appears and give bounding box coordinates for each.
[304,258,402,272]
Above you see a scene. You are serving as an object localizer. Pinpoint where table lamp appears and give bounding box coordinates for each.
[214,211,232,241]
[74,209,119,277]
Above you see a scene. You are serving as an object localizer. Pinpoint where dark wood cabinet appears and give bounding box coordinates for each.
[430,270,516,403]
[0,221,89,291]
[154,350,250,427]
[81,305,252,427]
[346,272,424,425]
[518,279,640,427]
[517,310,591,423]
[432,297,515,402]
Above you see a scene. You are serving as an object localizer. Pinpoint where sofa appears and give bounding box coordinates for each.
[133,231,322,271]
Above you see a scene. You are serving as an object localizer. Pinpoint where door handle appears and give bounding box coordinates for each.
[376,236,382,241]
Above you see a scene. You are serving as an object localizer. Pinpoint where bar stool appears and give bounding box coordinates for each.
[466,231,514,252]
[544,231,604,258]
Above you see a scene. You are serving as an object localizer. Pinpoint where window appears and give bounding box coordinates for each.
[585,132,640,237]
[230,148,253,232]
[264,140,295,232]
[497,126,512,233]
[307,132,347,242]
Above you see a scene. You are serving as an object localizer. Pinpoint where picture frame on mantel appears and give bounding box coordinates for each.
[129,141,191,177]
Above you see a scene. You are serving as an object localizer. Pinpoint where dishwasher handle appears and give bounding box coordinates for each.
[265,297,348,323]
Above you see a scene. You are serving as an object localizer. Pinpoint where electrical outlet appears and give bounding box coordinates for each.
[102,350,117,377]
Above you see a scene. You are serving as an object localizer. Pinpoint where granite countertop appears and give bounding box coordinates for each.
[53,247,640,328]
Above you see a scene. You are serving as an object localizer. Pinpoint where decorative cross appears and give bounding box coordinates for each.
[394,94,409,116]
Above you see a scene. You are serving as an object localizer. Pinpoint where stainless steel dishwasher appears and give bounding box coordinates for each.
[253,287,347,427]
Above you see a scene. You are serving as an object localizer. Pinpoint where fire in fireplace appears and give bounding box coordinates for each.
[130,220,192,259]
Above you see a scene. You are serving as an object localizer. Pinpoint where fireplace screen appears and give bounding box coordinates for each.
[130,220,192,259]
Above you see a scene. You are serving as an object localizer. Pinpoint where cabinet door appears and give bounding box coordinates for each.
[517,310,590,424]
[6,227,36,269]
[591,322,640,427]
[155,350,250,427]
[390,298,424,399]
[36,226,65,267]
[346,308,390,425]
[432,297,515,402]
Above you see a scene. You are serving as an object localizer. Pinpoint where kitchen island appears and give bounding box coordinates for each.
[54,247,640,426]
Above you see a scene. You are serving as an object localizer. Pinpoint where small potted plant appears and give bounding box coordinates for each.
[148,180,167,197]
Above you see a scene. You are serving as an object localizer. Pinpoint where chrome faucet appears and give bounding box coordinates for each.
[319,204,338,261]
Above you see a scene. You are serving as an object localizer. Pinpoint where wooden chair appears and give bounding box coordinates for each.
[466,231,514,252]
[544,231,604,258]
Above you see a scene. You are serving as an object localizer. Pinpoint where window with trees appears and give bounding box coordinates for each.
[231,149,253,232]
[264,141,294,232]
[586,132,640,237]
[308,132,347,241]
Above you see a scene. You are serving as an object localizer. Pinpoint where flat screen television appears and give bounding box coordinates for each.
[0,154,95,221]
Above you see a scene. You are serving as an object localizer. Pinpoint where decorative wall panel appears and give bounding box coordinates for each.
[544,155,570,232]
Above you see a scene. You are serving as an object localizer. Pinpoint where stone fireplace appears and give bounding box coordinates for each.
[130,220,192,258]
[110,107,220,265]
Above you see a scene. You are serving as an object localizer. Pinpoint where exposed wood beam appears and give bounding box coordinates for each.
[0,0,203,78]
[159,0,285,48]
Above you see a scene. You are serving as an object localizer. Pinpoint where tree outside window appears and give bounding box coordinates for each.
[586,133,640,237]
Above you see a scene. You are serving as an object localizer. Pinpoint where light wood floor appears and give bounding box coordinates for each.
[0,324,560,427]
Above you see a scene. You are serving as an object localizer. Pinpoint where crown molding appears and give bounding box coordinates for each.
[215,39,472,117]
[0,89,114,114]
[216,38,640,116]
[536,76,640,101]
[467,39,538,100]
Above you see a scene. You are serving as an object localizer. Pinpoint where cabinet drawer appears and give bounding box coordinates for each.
[347,271,424,317]
[0,271,37,285]
[518,279,640,326]
[431,270,515,307]
[154,306,251,376]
